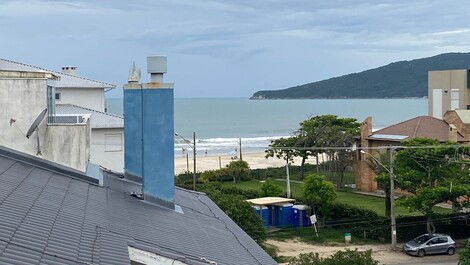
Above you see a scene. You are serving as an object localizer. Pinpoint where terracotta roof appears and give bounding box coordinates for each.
[368,116,467,142]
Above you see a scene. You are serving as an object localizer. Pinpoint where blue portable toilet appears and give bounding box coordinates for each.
[292,205,311,227]
[277,203,293,226]
[253,206,270,226]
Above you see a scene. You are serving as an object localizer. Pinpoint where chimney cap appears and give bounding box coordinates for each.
[147,56,167,74]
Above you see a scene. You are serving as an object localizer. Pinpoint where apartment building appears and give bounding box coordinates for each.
[428,69,470,118]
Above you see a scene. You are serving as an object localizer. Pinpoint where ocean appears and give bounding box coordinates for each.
[106,98,427,156]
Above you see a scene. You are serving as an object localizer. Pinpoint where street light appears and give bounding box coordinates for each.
[175,132,197,191]
[360,149,397,250]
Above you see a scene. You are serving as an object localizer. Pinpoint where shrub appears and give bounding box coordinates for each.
[198,182,260,199]
[288,249,379,265]
[460,241,470,265]
[303,174,336,216]
[260,179,284,197]
[208,191,266,245]
[200,170,223,183]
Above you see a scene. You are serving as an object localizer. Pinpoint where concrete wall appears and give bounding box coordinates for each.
[0,73,91,172]
[90,128,124,172]
[0,77,49,156]
[55,87,105,112]
[428,70,469,118]
[43,120,91,172]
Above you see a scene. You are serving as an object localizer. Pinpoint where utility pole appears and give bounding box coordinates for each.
[193,132,196,191]
[239,137,243,161]
[390,147,397,249]
[218,156,222,169]
[286,157,291,198]
[186,153,189,173]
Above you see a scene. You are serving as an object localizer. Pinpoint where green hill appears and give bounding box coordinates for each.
[251,52,470,99]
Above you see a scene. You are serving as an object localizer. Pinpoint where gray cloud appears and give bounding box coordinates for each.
[1,0,470,97]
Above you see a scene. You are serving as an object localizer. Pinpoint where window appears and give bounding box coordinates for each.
[438,237,448,244]
[55,93,61,100]
[105,133,123,152]
[428,238,439,245]
[47,83,56,123]
[451,89,460,110]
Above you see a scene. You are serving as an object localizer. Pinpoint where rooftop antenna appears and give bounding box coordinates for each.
[26,108,47,155]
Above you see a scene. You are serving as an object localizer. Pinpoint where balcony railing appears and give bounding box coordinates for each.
[48,114,90,125]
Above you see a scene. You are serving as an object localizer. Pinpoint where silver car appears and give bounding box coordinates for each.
[404,233,456,257]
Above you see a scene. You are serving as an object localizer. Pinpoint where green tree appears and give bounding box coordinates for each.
[260,179,284,197]
[460,241,470,265]
[225,160,251,183]
[288,249,379,265]
[266,136,299,163]
[297,115,360,186]
[394,138,470,233]
[303,174,336,217]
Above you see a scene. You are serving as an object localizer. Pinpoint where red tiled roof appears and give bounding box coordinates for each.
[369,116,467,142]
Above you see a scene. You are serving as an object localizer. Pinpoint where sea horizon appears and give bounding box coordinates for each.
[107,97,428,157]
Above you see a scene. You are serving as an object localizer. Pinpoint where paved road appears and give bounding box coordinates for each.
[385,254,459,265]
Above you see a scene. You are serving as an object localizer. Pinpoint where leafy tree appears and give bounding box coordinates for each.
[225,160,251,183]
[297,115,360,186]
[303,174,336,217]
[460,241,470,265]
[201,185,266,245]
[288,249,379,265]
[266,136,299,163]
[260,179,284,197]
[394,138,470,233]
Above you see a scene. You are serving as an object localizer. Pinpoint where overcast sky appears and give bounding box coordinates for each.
[2,0,470,98]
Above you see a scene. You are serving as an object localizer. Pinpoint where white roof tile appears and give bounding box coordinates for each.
[0,58,115,89]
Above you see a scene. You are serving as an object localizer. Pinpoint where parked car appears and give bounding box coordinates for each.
[403,233,456,257]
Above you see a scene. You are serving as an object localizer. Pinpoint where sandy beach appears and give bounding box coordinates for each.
[175,152,322,174]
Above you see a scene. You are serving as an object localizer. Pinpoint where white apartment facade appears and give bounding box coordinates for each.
[0,59,124,172]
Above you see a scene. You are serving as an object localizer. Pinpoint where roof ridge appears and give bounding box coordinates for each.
[58,103,123,119]
[374,116,423,134]
[412,116,423,137]
[0,58,115,88]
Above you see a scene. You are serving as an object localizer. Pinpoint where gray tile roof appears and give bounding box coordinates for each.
[56,104,123,129]
[0,145,277,265]
[0,58,115,89]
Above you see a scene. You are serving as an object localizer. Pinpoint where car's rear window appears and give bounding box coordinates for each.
[414,235,432,244]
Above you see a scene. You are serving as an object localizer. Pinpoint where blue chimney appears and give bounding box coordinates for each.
[124,56,175,208]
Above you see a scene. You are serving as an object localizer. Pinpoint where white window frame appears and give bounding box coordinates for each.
[105,133,123,152]
[451,88,460,110]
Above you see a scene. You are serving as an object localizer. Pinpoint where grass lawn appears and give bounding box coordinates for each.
[222,180,452,217]
[267,227,378,245]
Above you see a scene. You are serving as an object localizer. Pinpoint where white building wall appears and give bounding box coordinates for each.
[90,128,124,172]
[43,120,91,172]
[55,87,105,112]
[0,74,91,172]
